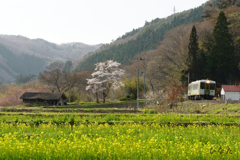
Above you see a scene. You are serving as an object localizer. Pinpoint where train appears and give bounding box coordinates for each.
[188,79,216,100]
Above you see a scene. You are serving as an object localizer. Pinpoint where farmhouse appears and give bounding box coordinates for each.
[221,84,240,100]
[20,92,67,106]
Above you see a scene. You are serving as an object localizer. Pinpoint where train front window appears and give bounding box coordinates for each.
[200,82,205,89]
[206,84,210,90]
[210,83,215,90]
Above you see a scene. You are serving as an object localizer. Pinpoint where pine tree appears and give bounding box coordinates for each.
[208,11,235,85]
[186,25,199,81]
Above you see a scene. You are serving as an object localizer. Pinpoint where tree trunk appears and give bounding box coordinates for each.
[102,91,105,103]
[69,96,71,102]
[96,92,99,103]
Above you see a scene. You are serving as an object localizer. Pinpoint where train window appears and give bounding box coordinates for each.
[210,84,215,90]
[200,82,205,89]
[206,84,210,90]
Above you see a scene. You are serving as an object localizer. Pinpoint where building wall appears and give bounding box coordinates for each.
[57,98,64,106]
[23,99,58,105]
[225,92,240,100]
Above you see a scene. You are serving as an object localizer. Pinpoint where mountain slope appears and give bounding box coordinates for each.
[0,43,46,82]
[74,5,204,72]
[0,35,102,82]
[0,35,102,61]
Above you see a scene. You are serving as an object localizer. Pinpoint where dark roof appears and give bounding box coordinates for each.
[222,85,240,92]
[20,92,67,100]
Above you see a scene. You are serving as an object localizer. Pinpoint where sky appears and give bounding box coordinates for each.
[0,0,209,45]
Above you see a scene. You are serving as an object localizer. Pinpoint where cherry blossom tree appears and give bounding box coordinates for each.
[86,60,125,103]
[0,85,48,106]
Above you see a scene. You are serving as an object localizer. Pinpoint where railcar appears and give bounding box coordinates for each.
[188,79,216,100]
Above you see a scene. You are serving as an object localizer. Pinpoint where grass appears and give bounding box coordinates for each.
[1,113,240,124]
[167,101,240,114]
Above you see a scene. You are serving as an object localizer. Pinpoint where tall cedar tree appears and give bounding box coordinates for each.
[208,11,235,85]
[186,25,200,82]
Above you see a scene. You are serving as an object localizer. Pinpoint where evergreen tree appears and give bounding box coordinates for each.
[64,60,73,73]
[186,25,200,81]
[208,11,235,85]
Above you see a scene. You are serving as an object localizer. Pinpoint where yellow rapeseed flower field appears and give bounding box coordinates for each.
[0,121,240,159]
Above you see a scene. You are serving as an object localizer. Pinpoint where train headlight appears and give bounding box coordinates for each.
[206,80,210,84]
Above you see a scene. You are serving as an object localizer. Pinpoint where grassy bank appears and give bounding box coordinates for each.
[1,113,240,124]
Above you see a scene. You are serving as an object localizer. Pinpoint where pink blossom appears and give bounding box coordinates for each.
[0,85,49,106]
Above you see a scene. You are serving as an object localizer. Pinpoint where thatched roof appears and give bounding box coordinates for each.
[20,92,67,100]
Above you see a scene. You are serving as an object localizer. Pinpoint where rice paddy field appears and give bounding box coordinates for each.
[1,112,240,159]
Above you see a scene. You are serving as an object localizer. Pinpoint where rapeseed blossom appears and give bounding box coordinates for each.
[0,121,239,159]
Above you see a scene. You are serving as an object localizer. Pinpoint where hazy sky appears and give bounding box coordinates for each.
[0,0,209,45]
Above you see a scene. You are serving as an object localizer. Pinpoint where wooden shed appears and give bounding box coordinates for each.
[20,92,67,106]
[221,84,240,100]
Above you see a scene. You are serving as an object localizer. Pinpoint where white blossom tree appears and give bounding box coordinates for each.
[86,60,125,103]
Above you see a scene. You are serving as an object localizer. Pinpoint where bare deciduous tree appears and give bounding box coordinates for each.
[39,62,78,93]
[146,25,192,89]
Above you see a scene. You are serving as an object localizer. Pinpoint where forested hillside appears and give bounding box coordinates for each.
[74,5,204,72]
[74,0,240,94]
[0,43,46,82]
[0,35,101,83]
[140,1,240,92]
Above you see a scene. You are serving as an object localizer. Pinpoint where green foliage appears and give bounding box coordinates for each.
[183,25,202,84]
[149,109,155,114]
[142,109,148,114]
[1,120,240,159]
[15,74,36,84]
[142,109,156,114]
[33,119,43,125]
[23,103,45,107]
[0,43,46,82]
[64,60,72,73]
[127,93,135,100]
[122,76,148,99]
[69,116,75,123]
[65,88,80,102]
[118,97,128,101]
[23,103,32,107]
[74,5,204,73]
[105,114,120,122]
[182,10,239,86]
[79,91,94,102]
[118,28,140,40]
[207,11,236,85]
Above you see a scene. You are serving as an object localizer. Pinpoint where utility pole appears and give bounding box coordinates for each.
[137,58,139,109]
[173,6,176,15]
[144,72,145,98]
[188,72,190,86]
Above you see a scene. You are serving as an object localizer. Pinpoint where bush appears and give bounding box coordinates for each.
[130,94,135,99]
[65,88,80,102]
[23,103,32,107]
[126,93,135,100]
[142,109,148,114]
[114,87,128,99]
[119,97,128,101]
[23,102,45,107]
[80,91,94,102]
[105,115,120,122]
[149,109,155,114]
[142,109,156,114]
